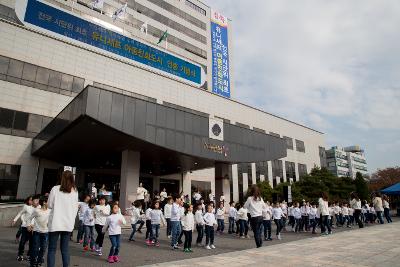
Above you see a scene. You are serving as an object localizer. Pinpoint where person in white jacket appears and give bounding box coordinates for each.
[318,192,331,235]
[47,170,79,267]
[12,195,34,261]
[262,201,272,241]
[228,201,237,234]
[28,196,50,267]
[94,196,110,256]
[76,194,90,244]
[83,200,96,251]
[181,204,195,252]
[194,203,205,246]
[203,204,217,249]
[244,185,267,248]
[102,203,126,263]
[163,197,173,238]
[127,200,144,241]
[292,202,302,233]
[216,202,225,234]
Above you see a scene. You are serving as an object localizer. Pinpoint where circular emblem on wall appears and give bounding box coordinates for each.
[212,123,222,136]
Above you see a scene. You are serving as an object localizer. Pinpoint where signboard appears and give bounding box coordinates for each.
[209,117,224,141]
[211,10,231,98]
[16,0,205,86]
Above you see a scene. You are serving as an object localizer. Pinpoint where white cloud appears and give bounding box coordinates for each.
[204,0,400,171]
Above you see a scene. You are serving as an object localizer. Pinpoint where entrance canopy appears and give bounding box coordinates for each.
[32,86,286,175]
[381,183,400,196]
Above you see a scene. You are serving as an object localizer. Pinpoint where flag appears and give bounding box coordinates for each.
[157,29,168,45]
[140,21,148,35]
[112,3,127,21]
[91,0,104,10]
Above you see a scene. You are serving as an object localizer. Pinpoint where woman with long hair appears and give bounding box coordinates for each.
[318,192,331,235]
[47,170,79,267]
[244,185,266,248]
[350,192,363,228]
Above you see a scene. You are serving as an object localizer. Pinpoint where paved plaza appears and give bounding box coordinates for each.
[0,219,398,267]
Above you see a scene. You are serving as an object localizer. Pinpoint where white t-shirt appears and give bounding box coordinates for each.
[30,208,50,233]
[78,202,88,221]
[164,203,172,218]
[262,206,272,220]
[293,207,301,219]
[237,208,248,221]
[103,213,126,235]
[203,212,217,226]
[136,187,147,200]
[160,191,168,202]
[216,208,225,220]
[94,204,110,225]
[47,185,79,232]
[83,208,95,226]
[181,213,195,231]
[126,206,141,224]
[13,204,34,227]
[272,207,284,219]
[244,197,266,217]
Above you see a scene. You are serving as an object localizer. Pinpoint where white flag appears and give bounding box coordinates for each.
[91,0,104,10]
[112,3,127,21]
[140,21,148,35]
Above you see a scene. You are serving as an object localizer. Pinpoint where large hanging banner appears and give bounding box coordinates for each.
[15,0,205,86]
[211,10,231,98]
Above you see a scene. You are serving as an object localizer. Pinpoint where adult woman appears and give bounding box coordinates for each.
[350,192,363,228]
[136,183,147,208]
[372,192,384,224]
[382,195,392,223]
[318,192,331,235]
[244,185,266,248]
[47,171,79,267]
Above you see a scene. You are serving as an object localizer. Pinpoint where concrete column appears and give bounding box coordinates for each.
[282,161,287,183]
[215,163,230,208]
[120,150,140,211]
[267,161,273,187]
[243,173,249,195]
[294,162,300,182]
[260,174,265,182]
[231,164,239,202]
[251,163,256,185]
[182,172,191,198]
[153,176,160,194]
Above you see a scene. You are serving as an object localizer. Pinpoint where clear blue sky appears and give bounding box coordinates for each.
[204,0,400,174]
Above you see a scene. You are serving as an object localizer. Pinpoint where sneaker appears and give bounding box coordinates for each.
[211,244,216,249]
[128,238,135,242]
[205,245,211,250]
[264,237,268,241]
[91,247,96,252]
[26,256,31,262]
[113,256,120,263]
[172,245,179,250]
[108,256,114,263]
[83,246,89,251]
[277,234,281,240]
[16,255,23,262]
[79,239,83,244]
[328,231,332,235]
[167,235,171,239]
[146,240,152,246]
[97,250,103,256]
[240,236,245,239]
[184,248,189,253]
[246,235,250,239]
[188,248,193,252]
[267,238,273,241]
[156,242,160,247]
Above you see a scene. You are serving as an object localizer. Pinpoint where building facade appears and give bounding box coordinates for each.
[326,146,368,179]
[0,0,325,206]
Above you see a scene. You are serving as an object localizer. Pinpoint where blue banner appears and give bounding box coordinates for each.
[211,21,230,98]
[23,0,201,85]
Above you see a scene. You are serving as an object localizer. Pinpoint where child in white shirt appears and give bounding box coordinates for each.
[163,197,173,238]
[76,194,90,244]
[102,203,126,263]
[83,200,96,251]
[148,201,166,246]
[216,202,225,234]
[310,204,318,234]
[145,206,153,241]
[203,204,217,249]
[292,202,302,233]
[195,203,205,246]
[228,201,237,234]
[126,200,144,241]
[272,202,285,239]
[181,204,195,252]
[342,203,350,228]
[12,196,34,261]
[237,203,249,238]
[28,197,50,266]
[262,201,272,240]
[94,196,110,256]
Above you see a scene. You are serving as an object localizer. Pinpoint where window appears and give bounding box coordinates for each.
[0,55,10,74]
[298,163,307,178]
[247,163,253,186]
[283,136,293,150]
[255,161,268,183]
[7,59,23,78]
[269,132,280,138]
[72,77,85,93]
[60,73,74,91]
[235,122,250,129]
[295,139,305,153]
[285,161,296,182]
[185,0,207,16]
[13,111,29,130]
[0,163,21,200]
[272,160,283,186]
[0,108,14,128]
[237,164,244,202]
[22,63,37,82]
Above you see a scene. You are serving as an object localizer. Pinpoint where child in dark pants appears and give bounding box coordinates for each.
[194,203,205,246]
[145,206,153,242]
[203,204,217,249]
[181,204,195,252]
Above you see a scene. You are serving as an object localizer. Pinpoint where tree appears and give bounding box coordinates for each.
[256,181,273,201]
[354,172,370,200]
[369,166,400,191]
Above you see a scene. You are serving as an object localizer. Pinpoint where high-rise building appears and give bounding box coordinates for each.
[325,146,368,179]
[0,0,325,207]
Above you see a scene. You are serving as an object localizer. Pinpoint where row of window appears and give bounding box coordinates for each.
[295,139,305,153]
[0,56,85,96]
[0,107,51,138]
[185,0,207,17]
[285,161,296,181]
[146,0,207,29]
[0,163,20,199]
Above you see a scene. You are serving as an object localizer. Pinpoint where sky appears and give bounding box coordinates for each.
[203,0,400,173]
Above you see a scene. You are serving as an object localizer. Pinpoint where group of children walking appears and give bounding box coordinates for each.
[13,193,126,265]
